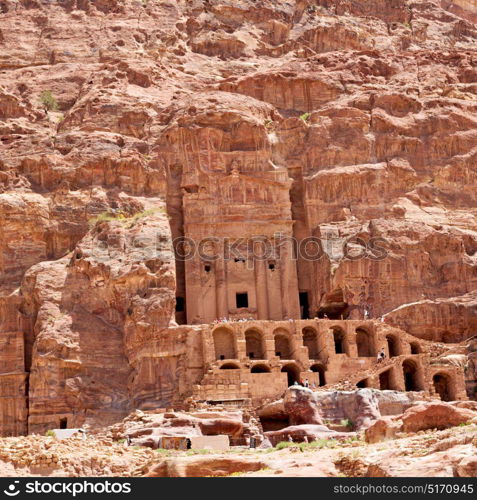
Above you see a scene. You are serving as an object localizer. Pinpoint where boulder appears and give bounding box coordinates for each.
[264,424,348,446]
[283,386,323,425]
[366,402,477,443]
[365,416,402,444]
[401,403,476,433]
[454,456,477,477]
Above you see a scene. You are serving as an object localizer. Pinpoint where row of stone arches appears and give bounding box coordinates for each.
[213,326,310,361]
[357,359,451,397]
[332,326,373,356]
[333,327,422,358]
[219,360,327,387]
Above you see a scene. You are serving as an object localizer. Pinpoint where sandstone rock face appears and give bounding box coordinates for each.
[0,0,476,436]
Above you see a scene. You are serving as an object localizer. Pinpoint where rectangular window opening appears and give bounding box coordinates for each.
[236,292,248,309]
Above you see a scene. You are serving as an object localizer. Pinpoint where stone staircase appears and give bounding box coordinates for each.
[317,356,404,391]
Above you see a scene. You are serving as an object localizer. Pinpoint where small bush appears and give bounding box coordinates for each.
[340,418,354,430]
[45,430,55,437]
[88,207,166,228]
[88,211,124,227]
[275,441,295,450]
[273,438,338,452]
[300,112,311,122]
[39,90,58,112]
[264,119,274,129]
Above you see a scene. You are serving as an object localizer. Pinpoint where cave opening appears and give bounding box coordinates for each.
[410,342,421,354]
[356,378,369,388]
[317,289,349,319]
[259,416,290,433]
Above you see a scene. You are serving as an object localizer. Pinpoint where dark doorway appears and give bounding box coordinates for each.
[281,364,300,386]
[333,328,346,354]
[433,373,452,401]
[379,370,392,390]
[387,336,399,357]
[175,296,185,312]
[310,364,326,386]
[59,418,68,430]
[299,291,310,319]
[303,327,319,359]
[236,292,248,309]
[245,329,265,359]
[403,360,420,391]
[356,328,372,357]
[410,342,421,354]
[259,416,290,433]
[356,379,369,388]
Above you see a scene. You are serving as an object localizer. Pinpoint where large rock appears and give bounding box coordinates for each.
[401,403,477,433]
[365,416,402,444]
[283,387,323,425]
[454,456,477,477]
[264,424,348,446]
[110,409,253,450]
[366,402,477,443]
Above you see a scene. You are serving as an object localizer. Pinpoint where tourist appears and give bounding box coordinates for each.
[377,348,385,363]
[304,378,309,388]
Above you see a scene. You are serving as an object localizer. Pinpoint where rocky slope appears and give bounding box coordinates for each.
[1,0,477,437]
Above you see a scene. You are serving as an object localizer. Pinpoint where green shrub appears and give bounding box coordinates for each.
[40,90,58,112]
[340,418,354,430]
[300,112,311,122]
[273,438,338,452]
[88,207,166,228]
[274,441,295,450]
[45,430,55,437]
[88,211,123,227]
